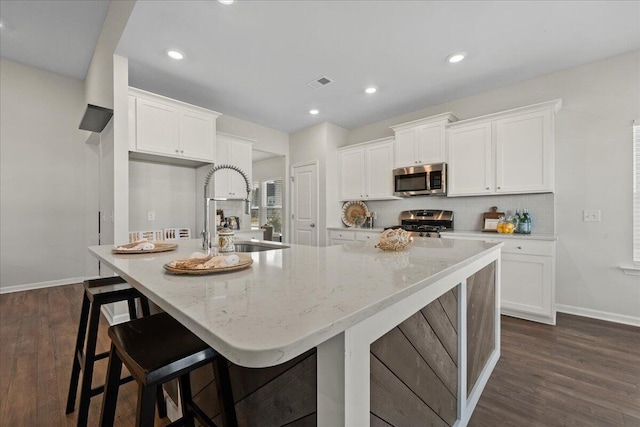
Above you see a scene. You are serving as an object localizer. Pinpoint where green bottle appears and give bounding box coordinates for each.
[522,209,532,234]
[514,209,522,233]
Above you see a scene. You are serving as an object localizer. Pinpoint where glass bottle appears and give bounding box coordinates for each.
[514,209,522,233]
[522,209,532,234]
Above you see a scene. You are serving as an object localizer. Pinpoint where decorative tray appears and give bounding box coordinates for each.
[163,254,253,275]
[341,200,369,228]
[112,242,178,254]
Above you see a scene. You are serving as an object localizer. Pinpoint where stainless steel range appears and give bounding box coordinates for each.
[388,209,454,238]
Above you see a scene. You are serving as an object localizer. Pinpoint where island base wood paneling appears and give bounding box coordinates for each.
[466,262,496,396]
[370,288,459,427]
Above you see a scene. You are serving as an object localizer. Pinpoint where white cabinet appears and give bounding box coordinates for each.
[390,113,458,168]
[215,132,253,198]
[448,122,493,196]
[328,229,380,246]
[129,87,220,164]
[447,100,560,197]
[442,233,556,324]
[338,137,398,201]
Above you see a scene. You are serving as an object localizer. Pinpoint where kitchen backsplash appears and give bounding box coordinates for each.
[363,193,555,234]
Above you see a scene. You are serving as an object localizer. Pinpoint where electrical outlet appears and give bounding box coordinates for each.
[583,210,601,222]
[148,211,156,221]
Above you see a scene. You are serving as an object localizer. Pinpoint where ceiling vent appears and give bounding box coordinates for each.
[307,76,334,89]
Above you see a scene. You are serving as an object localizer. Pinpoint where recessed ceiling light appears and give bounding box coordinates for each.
[309,109,319,115]
[447,52,466,63]
[365,87,377,94]
[218,0,235,4]
[166,50,184,60]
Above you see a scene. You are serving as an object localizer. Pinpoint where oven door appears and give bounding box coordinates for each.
[393,163,446,196]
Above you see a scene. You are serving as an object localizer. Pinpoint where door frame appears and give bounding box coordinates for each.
[290,160,320,246]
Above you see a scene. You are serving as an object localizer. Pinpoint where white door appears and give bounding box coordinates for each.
[292,162,318,246]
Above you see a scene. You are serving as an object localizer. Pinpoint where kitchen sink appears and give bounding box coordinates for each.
[233,241,290,252]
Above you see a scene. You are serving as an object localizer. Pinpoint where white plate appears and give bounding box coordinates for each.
[341,201,369,227]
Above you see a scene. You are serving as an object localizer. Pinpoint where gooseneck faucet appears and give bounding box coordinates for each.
[202,164,251,253]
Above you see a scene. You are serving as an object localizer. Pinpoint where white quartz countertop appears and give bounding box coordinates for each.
[326,226,385,232]
[89,238,501,368]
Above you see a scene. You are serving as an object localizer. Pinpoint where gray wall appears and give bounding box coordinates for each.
[0,59,89,291]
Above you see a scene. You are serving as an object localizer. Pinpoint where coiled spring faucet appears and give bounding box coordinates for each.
[202,164,251,253]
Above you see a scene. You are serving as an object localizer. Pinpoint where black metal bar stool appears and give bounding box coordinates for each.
[99,312,238,427]
[66,276,166,426]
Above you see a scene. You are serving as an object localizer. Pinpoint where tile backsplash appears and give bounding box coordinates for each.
[362,193,555,234]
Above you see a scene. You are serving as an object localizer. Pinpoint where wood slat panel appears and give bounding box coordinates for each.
[371,327,457,425]
[466,262,495,396]
[422,300,458,363]
[438,289,458,332]
[398,311,458,396]
[370,413,393,427]
[283,413,316,426]
[370,355,448,427]
[211,353,317,427]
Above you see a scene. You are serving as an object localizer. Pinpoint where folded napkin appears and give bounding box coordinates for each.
[116,240,155,251]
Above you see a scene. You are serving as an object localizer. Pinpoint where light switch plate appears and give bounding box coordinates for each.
[148,211,156,221]
[583,210,601,222]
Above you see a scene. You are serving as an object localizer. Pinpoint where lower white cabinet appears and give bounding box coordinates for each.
[327,229,381,246]
[442,233,556,324]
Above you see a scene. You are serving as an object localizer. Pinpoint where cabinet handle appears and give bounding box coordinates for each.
[517,246,522,249]
[497,186,501,189]
[180,150,184,154]
[175,149,179,153]
[486,187,490,190]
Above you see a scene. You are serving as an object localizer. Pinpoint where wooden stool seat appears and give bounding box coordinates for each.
[66,276,164,426]
[100,312,238,427]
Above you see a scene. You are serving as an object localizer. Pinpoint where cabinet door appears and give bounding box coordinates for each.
[228,141,252,198]
[417,122,446,164]
[136,98,179,156]
[365,142,394,199]
[501,253,553,317]
[214,139,231,197]
[394,129,418,168]
[179,110,215,161]
[339,148,366,200]
[496,110,553,193]
[447,123,493,196]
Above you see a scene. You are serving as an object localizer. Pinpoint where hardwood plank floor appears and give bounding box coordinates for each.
[1,284,638,426]
[470,313,640,427]
[0,284,168,426]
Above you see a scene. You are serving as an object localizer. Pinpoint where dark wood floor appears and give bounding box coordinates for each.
[1,283,638,426]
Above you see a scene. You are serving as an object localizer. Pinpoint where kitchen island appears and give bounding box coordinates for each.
[90,238,502,426]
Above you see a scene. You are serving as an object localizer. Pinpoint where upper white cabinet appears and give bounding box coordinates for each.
[390,113,458,168]
[447,100,561,197]
[338,137,399,201]
[215,132,253,198]
[129,88,220,164]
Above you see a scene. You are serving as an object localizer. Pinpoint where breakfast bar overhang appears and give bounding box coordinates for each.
[90,238,502,426]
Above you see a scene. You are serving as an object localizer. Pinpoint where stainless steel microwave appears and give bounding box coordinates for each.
[393,163,447,196]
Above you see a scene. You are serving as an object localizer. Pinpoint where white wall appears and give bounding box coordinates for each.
[253,156,286,182]
[0,59,89,291]
[346,50,640,321]
[290,122,346,246]
[129,160,197,235]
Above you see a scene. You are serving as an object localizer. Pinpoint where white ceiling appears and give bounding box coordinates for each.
[1,1,638,133]
[0,0,109,80]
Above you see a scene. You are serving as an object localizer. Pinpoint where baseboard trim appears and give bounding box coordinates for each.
[100,304,132,326]
[556,304,640,327]
[0,277,84,295]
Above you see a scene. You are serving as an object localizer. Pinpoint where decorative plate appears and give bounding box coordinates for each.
[163,254,253,275]
[341,201,369,228]
[112,242,178,254]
